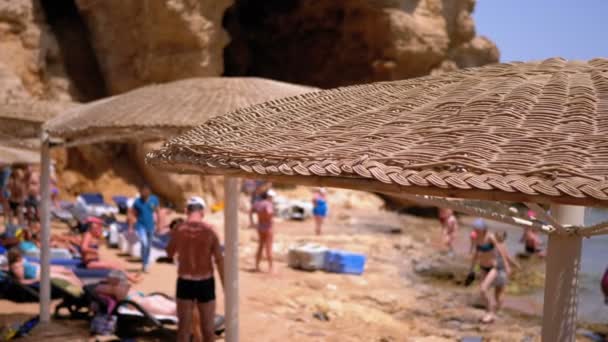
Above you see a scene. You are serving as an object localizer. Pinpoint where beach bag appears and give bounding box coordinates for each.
[90,313,116,336]
[0,316,38,340]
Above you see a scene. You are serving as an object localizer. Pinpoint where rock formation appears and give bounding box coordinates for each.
[223,0,499,88]
[0,0,499,205]
[74,0,232,95]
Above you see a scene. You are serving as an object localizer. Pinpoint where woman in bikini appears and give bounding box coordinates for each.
[469,218,512,323]
[251,190,275,273]
[80,217,141,283]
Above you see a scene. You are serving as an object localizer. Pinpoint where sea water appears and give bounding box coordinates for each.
[578,208,608,324]
[460,212,608,324]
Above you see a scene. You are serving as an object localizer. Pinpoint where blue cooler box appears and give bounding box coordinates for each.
[323,250,366,275]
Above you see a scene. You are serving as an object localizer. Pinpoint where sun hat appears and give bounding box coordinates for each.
[186,196,206,209]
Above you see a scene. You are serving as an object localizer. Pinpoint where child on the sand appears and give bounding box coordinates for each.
[438,208,458,254]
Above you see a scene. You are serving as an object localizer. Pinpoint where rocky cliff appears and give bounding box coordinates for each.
[0,0,498,206]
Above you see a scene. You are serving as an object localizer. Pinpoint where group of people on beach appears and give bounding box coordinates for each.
[1,171,334,340]
[0,164,55,228]
[438,208,546,323]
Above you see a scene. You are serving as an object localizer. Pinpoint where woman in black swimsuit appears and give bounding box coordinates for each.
[469,218,512,324]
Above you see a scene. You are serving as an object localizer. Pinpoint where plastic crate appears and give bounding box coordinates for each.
[323,250,366,275]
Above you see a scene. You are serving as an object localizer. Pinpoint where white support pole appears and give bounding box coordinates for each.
[541,205,585,342]
[224,177,239,342]
[39,135,52,322]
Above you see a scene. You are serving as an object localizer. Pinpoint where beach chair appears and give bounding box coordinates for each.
[0,270,42,302]
[0,270,110,320]
[108,292,225,338]
[107,221,128,248]
[75,193,119,218]
[51,201,76,224]
[118,231,168,262]
[112,196,130,215]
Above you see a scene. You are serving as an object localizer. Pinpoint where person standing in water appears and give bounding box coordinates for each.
[166,196,224,342]
[312,188,328,235]
[129,184,160,273]
[470,218,512,324]
[251,189,275,273]
[438,208,458,254]
[520,227,545,257]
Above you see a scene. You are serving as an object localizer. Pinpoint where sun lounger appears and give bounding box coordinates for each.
[0,270,42,302]
[76,193,118,218]
[112,196,130,215]
[108,221,128,248]
[51,201,75,223]
[118,231,168,262]
[23,247,74,260]
[25,256,82,267]
[111,293,225,337]
[72,268,112,280]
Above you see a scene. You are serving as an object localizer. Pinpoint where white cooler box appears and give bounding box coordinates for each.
[287,244,328,271]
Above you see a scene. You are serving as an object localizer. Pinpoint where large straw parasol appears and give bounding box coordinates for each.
[1,100,72,139]
[0,145,40,165]
[149,58,608,207]
[45,77,319,145]
[37,77,317,330]
[148,57,608,341]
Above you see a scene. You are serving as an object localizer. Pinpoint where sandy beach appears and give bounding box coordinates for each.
[0,189,604,341]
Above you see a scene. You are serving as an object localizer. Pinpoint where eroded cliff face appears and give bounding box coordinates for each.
[0,0,498,205]
[0,0,73,102]
[74,0,232,94]
[223,0,499,88]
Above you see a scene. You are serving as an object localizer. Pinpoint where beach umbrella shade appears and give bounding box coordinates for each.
[44,77,319,145]
[148,57,608,341]
[0,100,73,139]
[0,145,40,165]
[0,99,76,325]
[38,77,317,333]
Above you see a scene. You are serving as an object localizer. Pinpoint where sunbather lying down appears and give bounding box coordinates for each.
[95,272,175,316]
[7,247,82,288]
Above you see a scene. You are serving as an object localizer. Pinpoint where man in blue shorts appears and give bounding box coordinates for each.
[129,184,160,272]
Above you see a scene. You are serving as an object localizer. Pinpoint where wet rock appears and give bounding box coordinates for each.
[413,255,470,283]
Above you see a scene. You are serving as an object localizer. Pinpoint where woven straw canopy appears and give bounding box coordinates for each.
[0,100,72,139]
[0,145,39,165]
[45,77,318,145]
[148,58,608,207]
